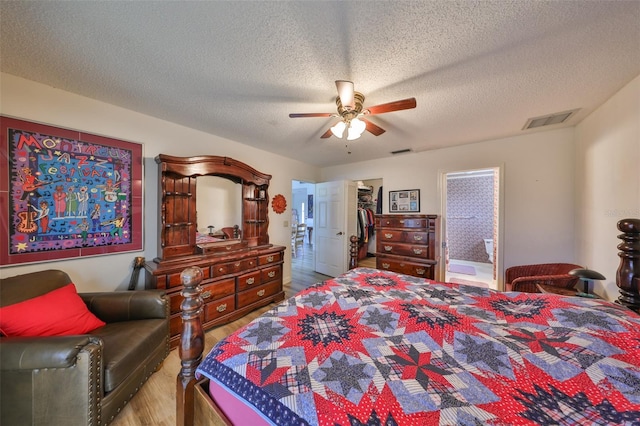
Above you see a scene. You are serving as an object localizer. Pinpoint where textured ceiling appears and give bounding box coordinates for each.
[1,1,639,167]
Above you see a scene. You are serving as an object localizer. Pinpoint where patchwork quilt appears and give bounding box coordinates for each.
[197,268,640,425]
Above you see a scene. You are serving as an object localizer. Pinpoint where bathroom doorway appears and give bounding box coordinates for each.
[440,168,501,290]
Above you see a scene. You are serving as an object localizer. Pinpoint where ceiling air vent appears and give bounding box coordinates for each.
[390,148,412,155]
[523,109,580,130]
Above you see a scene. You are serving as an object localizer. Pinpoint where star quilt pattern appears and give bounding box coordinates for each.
[197,268,640,425]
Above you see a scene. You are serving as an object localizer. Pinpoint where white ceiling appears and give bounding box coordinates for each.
[1,1,639,167]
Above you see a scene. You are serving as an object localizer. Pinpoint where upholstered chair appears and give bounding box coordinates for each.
[505,263,583,293]
[0,269,170,426]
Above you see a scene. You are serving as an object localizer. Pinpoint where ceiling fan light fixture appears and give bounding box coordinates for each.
[330,121,346,138]
[346,119,366,140]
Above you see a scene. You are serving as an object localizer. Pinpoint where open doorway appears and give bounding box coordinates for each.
[291,178,382,277]
[441,168,500,290]
[291,180,315,270]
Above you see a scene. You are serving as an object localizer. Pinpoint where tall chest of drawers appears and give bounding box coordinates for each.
[375,214,440,280]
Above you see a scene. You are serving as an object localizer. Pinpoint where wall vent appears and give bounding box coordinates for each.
[390,148,412,155]
[523,109,580,130]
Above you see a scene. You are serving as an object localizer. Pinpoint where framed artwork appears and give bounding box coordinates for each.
[0,116,144,266]
[389,189,420,213]
[307,194,313,219]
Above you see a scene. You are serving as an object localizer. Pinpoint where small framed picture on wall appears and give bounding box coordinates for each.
[389,189,420,212]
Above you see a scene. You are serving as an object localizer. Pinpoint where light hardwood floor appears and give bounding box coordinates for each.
[110,243,330,426]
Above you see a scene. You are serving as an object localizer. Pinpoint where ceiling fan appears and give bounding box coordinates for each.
[289,81,417,140]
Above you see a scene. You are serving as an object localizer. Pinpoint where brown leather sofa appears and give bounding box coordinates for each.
[0,269,170,425]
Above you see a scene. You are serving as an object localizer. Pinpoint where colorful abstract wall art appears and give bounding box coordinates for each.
[1,116,143,266]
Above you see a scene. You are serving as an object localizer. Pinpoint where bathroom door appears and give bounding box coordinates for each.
[440,168,502,289]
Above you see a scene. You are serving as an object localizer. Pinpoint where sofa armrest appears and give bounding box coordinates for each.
[1,336,103,425]
[0,335,101,370]
[511,274,579,293]
[81,290,168,323]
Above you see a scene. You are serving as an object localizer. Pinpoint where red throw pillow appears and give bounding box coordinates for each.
[0,283,106,337]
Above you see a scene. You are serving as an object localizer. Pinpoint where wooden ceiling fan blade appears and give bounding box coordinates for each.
[320,128,333,139]
[362,118,386,136]
[365,97,417,115]
[289,112,334,118]
[335,80,355,110]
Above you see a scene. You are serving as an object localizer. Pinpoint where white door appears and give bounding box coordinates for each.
[315,180,356,276]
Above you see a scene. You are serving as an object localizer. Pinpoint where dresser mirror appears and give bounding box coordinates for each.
[196,175,243,236]
[153,154,272,260]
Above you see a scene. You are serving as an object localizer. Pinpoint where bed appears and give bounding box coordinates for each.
[177,219,640,426]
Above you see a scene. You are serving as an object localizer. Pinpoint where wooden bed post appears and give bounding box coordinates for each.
[349,235,359,270]
[177,266,205,426]
[616,218,640,313]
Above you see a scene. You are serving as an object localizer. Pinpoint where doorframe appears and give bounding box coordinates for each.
[437,165,505,290]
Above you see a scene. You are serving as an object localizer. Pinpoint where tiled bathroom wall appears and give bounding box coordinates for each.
[446,174,494,263]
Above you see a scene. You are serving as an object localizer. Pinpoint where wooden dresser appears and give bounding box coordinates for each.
[375,214,440,280]
[144,154,285,348]
[144,244,284,348]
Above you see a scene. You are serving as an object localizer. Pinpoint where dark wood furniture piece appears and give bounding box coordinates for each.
[616,218,640,313]
[374,214,440,280]
[144,155,285,350]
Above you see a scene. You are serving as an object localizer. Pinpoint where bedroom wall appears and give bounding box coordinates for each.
[574,74,640,301]
[321,127,577,289]
[0,73,321,291]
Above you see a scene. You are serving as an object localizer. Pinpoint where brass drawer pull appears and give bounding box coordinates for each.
[216,303,227,312]
[413,235,423,241]
[416,268,425,275]
[382,263,390,269]
[201,290,212,299]
[267,255,274,262]
[257,289,265,297]
[249,261,255,266]
[235,262,240,267]
[384,246,393,251]
[384,233,393,239]
[399,219,405,224]
[218,267,224,273]
[413,248,423,255]
[268,271,276,278]
[246,277,255,285]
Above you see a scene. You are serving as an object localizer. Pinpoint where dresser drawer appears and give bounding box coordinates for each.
[378,229,404,242]
[211,258,257,277]
[169,277,235,314]
[165,266,211,289]
[237,280,281,308]
[377,242,430,259]
[237,270,261,291]
[260,264,281,283]
[258,252,282,265]
[169,313,184,339]
[377,217,429,229]
[203,294,236,322]
[376,256,436,279]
